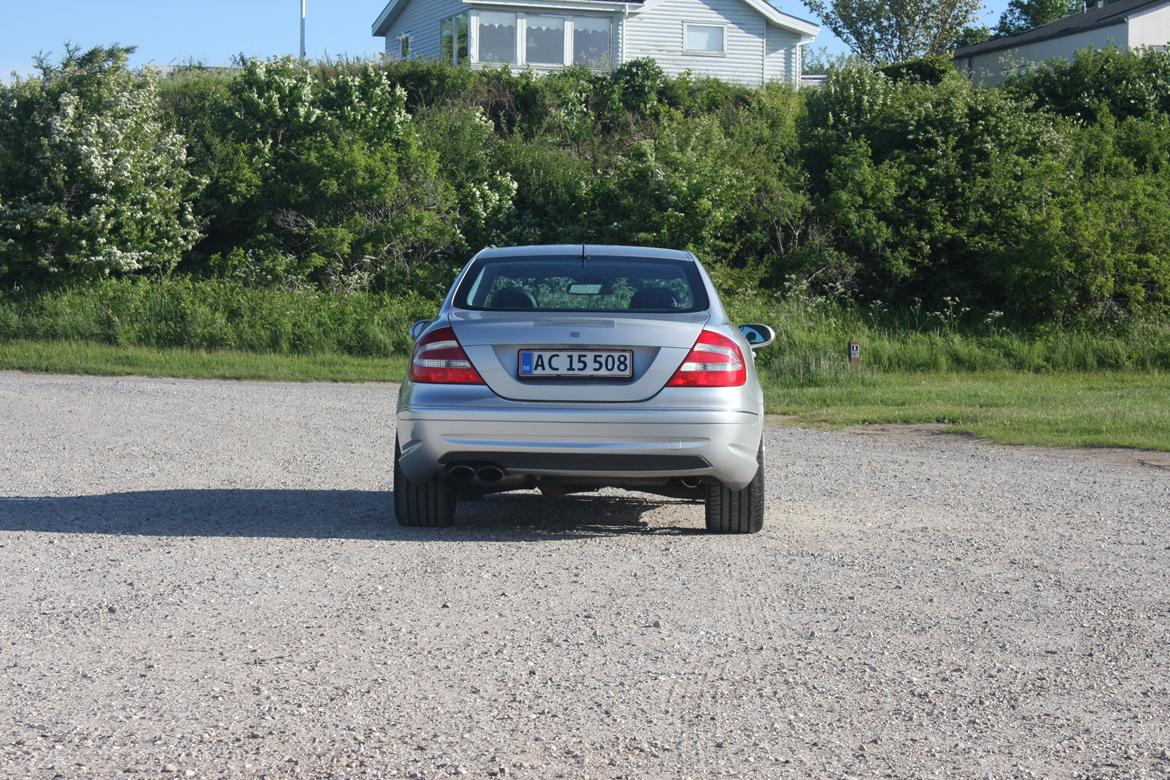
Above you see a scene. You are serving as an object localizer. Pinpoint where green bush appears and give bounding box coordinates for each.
[2,46,1169,328]
[595,114,751,260]
[0,46,200,284]
[1007,47,1170,123]
[879,55,958,84]
[802,66,1063,307]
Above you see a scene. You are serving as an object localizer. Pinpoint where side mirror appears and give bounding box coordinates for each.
[410,320,431,341]
[739,324,776,349]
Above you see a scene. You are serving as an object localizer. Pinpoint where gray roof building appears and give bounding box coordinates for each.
[954,0,1170,83]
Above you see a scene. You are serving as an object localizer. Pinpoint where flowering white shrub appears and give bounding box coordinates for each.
[0,46,200,282]
[466,172,518,229]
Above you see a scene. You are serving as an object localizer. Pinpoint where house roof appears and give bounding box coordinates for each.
[954,0,1170,58]
[373,0,817,39]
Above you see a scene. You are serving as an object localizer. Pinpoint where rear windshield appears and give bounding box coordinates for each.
[454,256,709,313]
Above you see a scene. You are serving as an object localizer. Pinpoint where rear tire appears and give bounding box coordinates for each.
[393,441,456,528]
[705,444,765,534]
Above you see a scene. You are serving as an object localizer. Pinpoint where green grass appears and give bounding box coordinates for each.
[763,370,1170,451]
[3,339,1166,452]
[5,279,1170,372]
[0,340,407,383]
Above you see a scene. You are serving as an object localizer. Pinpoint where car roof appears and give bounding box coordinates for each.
[474,245,696,262]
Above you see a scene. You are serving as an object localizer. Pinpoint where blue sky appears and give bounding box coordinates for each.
[0,0,1012,78]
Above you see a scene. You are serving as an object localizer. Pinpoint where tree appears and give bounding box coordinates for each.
[0,45,201,285]
[805,0,984,64]
[996,0,1082,36]
[954,25,993,47]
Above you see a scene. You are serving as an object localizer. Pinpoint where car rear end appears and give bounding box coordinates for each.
[394,245,766,533]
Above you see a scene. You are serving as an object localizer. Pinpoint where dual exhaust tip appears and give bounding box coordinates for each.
[448,464,505,484]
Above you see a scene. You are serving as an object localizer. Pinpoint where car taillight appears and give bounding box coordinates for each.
[409,327,484,384]
[666,329,747,387]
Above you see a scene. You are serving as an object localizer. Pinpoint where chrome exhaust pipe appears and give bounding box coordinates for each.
[680,478,703,489]
[476,465,505,483]
[448,464,476,483]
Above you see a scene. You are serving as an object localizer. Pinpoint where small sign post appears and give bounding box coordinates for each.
[848,340,861,366]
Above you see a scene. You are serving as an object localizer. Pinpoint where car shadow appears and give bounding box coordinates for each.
[0,490,707,542]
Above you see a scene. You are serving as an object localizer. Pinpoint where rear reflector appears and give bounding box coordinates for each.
[666,329,747,387]
[410,327,484,384]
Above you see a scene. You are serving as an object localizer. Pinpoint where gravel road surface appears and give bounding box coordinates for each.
[1,372,1168,778]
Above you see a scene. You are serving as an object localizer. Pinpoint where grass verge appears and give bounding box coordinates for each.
[0,340,407,383]
[764,370,1170,451]
[3,340,1166,452]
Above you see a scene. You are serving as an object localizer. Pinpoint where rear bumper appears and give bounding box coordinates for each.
[396,385,763,489]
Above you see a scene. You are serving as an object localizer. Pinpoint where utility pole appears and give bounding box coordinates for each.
[299,0,307,59]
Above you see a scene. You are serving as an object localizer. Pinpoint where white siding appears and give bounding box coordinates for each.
[764,22,802,84]
[377,0,813,83]
[622,0,768,86]
[1128,2,1170,48]
[382,0,467,61]
[960,23,1127,84]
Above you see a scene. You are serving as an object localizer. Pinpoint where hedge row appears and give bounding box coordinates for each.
[2,46,1169,326]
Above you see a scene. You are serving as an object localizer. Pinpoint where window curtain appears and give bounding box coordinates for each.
[574,17,611,67]
[478,11,517,64]
[526,15,564,65]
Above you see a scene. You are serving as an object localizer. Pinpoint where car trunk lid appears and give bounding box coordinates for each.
[450,310,707,402]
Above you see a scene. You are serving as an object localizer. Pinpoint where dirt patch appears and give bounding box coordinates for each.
[831,421,1170,472]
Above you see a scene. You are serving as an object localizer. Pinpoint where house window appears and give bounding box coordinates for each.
[526,16,565,65]
[441,17,454,63]
[478,11,517,64]
[440,13,470,65]
[456,15,470,65]
[684,23,725,54]
[399,34,411,60]
[574,17,611,67]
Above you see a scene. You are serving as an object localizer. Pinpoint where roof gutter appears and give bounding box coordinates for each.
[470,0,631,9]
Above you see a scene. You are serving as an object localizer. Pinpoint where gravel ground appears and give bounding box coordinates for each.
[1,371,1168,779]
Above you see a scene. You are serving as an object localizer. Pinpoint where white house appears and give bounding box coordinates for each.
[371,0,820,87]
[954,0,1170,83]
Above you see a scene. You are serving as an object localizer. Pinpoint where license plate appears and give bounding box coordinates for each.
[518,350,633,378]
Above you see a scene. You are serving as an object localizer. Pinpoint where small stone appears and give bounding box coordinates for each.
[107,605,117,614]
[162,764,178,774]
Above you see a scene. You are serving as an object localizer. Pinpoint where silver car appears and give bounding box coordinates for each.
[394,245,776,534]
